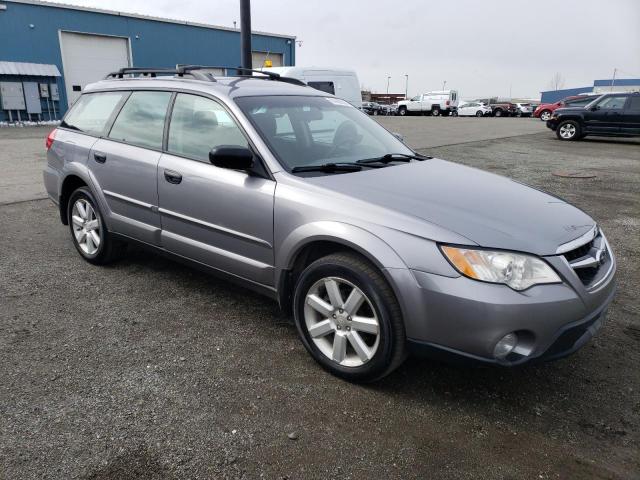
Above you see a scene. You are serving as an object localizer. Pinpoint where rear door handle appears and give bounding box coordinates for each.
[93,152,107,163]
[164,169,182,184]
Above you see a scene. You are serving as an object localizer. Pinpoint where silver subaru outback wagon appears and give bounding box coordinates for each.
[43,67,616,382]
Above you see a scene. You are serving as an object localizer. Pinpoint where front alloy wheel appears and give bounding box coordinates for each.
[556,120,581,141]
[540,110,552,121]
[293,253,406,382]
[304,277,380,367]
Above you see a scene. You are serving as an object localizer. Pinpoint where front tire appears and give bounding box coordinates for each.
[494,109,503,117]
[67,187,126,264]
[540,110,552,121]
[556,120,581,141]
[398,107,407,116]
[293,253,406,382]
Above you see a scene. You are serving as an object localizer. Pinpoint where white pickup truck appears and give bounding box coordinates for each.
[397,90,459,116]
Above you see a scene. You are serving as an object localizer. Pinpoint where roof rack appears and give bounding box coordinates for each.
[104,65,308,86]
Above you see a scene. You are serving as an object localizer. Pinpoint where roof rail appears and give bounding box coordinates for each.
[104,65,308,86]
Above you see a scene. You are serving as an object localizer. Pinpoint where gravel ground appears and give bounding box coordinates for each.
[0,121,639,479]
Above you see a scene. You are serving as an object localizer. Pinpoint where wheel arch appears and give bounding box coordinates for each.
[59,173,90,225]
[275,222,408,313]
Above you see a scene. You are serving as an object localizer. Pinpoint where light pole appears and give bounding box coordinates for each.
[442,80,447,90]
[386,76,391,95]
[404,74,408,99]
[240,0,252,70]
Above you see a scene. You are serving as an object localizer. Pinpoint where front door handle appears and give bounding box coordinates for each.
[93,152,107,163]
[164,169,182,184]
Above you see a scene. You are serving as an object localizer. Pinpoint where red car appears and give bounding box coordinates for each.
[534,95,600,121]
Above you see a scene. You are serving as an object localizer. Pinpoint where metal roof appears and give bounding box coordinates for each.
[3,0,296,39]
[0,61,61,76]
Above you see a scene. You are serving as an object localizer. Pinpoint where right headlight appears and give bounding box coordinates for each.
[440,246,561,291]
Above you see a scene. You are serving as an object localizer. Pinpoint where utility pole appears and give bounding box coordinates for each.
[386,76,391,95]
[404,74,408,99]
[611,68,617,91]
[240,0,252,70]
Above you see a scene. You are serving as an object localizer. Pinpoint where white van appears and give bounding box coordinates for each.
[262,67,362,108]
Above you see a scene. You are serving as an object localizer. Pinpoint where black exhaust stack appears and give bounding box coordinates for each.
[240,0,252,70]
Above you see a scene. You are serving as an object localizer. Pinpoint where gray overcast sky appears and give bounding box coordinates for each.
[49,0,640,99]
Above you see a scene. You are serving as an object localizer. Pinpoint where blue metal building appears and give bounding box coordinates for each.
[0,0,296,122]
[540,78,640,103]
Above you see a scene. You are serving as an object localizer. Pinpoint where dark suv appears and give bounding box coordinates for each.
[547,92,640,140]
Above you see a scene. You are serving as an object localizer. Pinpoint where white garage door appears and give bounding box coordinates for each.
[60,32,131,105]
[252,51,283,68]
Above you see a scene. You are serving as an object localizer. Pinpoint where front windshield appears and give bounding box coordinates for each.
[235,95,413,171]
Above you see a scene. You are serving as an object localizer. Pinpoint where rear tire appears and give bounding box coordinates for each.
[293,252,406,383]
[67,187,126,265]
[556,120,581,141]
[475,110,483,117]
[431,108,440,117]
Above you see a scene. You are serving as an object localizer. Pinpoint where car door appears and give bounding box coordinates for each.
[407,95,421,112]
[583,95,628,134]
[157,93,275,286]
[88,90,172,246]
[621,95,640,134]
[459,103,471,116]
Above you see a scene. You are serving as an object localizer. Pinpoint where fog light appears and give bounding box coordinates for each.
[494,333,518,359]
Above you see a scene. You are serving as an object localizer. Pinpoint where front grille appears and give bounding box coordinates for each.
[563,239,594,262]
[561,230,611,288]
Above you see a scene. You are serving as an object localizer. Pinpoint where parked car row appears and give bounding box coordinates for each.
[534,94,601,121]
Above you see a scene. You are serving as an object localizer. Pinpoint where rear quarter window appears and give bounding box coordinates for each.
[62,92,127,136]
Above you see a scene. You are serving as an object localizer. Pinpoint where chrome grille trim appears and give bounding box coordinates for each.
[556,225,598,254]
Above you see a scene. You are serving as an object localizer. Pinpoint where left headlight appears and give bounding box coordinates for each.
[440,246,561,291]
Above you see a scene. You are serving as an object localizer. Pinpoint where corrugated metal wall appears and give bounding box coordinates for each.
[0,0,296,121]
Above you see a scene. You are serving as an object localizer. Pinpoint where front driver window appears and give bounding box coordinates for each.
[168,94,248,162]
[597,96,627,110]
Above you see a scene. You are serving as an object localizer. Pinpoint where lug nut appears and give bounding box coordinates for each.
[347,316,352,321]
[332,314,337,319]
[346,326,351,331]
[337,325,341,330]
[339,309,343,314]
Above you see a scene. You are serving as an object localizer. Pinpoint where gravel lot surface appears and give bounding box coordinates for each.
[1,119,638,479]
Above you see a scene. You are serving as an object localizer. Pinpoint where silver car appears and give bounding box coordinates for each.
[43,68,616,382]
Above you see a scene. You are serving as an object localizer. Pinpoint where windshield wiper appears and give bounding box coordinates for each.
[357,152,432,165]
[60,122,83,132]
[291,163,363,173]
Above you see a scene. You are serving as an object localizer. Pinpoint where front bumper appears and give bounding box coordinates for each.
[386,253,616,366]
[546,119,559,130]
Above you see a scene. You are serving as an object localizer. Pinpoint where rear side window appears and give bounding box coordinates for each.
[62,92,127,135]
[167,93,248,162]
[108,91,172,149]
[566,97,592,107]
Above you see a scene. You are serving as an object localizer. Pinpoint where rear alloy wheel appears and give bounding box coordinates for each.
[476,110,483,117]
[540,110,552,121]
[556,120,581,141]
[67,186,126,264]
[431,108,440,117]
[293,253,406,382]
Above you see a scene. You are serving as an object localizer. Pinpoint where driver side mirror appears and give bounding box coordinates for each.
[590,105,600,111]
[209,145,254,171]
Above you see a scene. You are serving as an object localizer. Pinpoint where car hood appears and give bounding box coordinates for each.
[305,159,595,256]
[553,107,586,115]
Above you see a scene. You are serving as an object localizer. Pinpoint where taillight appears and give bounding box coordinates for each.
[446,100,450,106]
[46,128,57,151]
